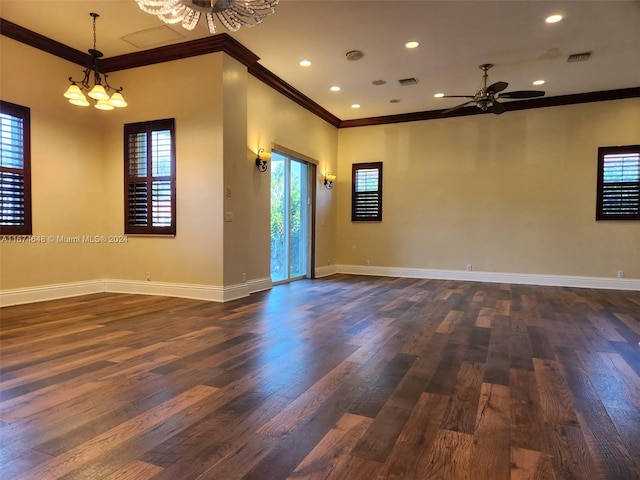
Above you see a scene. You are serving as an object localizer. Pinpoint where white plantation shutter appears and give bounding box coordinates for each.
[352,162,383,222]
[125,119,176,234]
[597,146,640,220]
[0,101,31,235]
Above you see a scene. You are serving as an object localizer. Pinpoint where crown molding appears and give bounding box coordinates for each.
[339,87,640,128]
[101,33,258,72]
[1,17,637,129]
[0,18,89,66]
[248,63,341,127]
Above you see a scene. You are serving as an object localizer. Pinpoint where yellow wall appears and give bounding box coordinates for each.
[336,99,640,279]
[100,53,226,285]
[246,76,339,277]
[221,54,250,285]
[0,38,340,292]
[0,39,107,289]
[1,36,637,296]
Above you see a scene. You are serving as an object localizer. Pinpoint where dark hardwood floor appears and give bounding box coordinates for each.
[1,275,639,479]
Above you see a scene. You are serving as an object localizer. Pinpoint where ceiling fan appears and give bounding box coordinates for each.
[441,64,545,115]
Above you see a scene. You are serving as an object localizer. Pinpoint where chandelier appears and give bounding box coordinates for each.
[63,13,127,110]
[134,0,279,34]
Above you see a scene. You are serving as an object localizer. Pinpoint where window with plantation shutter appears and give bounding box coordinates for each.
[124,119,176,234]
[352,162,383,222]
[0,101,31,235]
[596,145,640,221]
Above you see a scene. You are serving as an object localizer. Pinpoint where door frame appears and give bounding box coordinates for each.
[270,144,317,282]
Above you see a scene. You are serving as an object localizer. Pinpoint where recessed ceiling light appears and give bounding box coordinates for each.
[434,92,445,98]
[390,99,401,103]
[545,14,563,23]
[299,60,312,67]
[330,86,341,92]
[405,41,419,49]
[533,80,545,86]
[351,104,361,109]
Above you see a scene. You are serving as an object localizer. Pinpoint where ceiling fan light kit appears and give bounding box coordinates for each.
[441,63,545,115]
[135,0,279,33]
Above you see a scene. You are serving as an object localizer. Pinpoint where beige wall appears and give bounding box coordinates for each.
[0,38,340,292]
[336,99,640,279]
[222,54,250,285]
[100,53,226,285]
[2,36,637,296]
[246,76,339,278]
[0,39,107,289]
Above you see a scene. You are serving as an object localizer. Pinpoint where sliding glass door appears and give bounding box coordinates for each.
[270,151,311,283]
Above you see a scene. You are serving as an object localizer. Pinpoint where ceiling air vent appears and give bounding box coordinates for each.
[398,77,419,86]
[567,51,592,63]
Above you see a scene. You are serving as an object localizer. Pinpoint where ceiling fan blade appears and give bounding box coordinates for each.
[499,90,545,99]
[487,81,508,94]
[487,101,505,115]
[442,95,475,98]
[442,101,474,114]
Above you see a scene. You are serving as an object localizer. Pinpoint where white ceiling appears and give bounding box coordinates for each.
[2,0,639,120]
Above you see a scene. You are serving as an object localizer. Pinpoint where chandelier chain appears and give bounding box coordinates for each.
[90,12,99,51]
[63,12,127,110]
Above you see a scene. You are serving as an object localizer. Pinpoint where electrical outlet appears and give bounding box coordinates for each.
[466,264,472,272]
[146,271,151,281]
[617,270,624,278]
[365,259,370,266]
[242,273,247,283]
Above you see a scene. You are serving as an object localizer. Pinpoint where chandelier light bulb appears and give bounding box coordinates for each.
[108,92,128,108]
[64,84,84,99]
[95,99,115,110]
[69,97,90,107]
[88,84,109,100]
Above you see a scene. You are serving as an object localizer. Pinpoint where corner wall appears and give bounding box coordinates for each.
[246,76,339,280]
[0,39,107,291]
[336,99,640,281]
[1,37,341,305]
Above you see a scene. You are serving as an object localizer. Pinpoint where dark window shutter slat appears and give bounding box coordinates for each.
[124,119,176,235]
[127,182,148,226]
[0,101,31,235]
[0,171,25,226]
[597,146,640,221]
[352,162,383,222]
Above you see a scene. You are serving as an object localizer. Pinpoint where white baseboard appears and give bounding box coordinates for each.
[1,276,274,307]
[105,279,227,302]
[0,280,105,307]
[106,276,273,302]
[315,265,338,278]
[247,276,273,294]
[336,265,640,291]
[2,268,636,307]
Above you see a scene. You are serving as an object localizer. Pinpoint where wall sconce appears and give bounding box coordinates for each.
[255,148,268,172]
[324,172,337,189]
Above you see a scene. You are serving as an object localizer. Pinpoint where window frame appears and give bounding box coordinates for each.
[596,145,640,221]
[352,162,383,222]
[0,100,32,236]
[124,118,176,235]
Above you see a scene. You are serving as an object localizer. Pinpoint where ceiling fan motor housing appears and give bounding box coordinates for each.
[476,98,494,110]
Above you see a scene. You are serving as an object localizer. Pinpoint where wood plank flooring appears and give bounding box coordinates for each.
[1,275,639,479]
